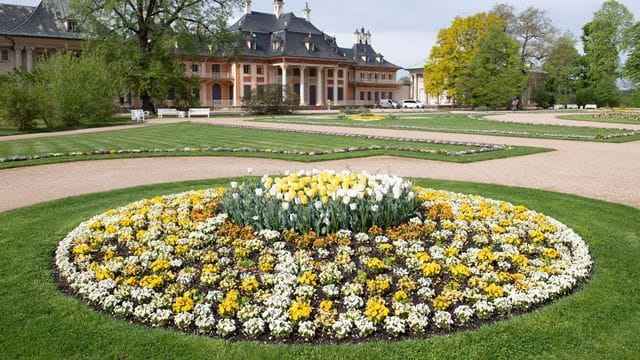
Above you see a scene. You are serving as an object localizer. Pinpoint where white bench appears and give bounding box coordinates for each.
[130,109,148,122]
[567,104,579,110]
[553,104,565,110]
[188,108,210,118]
[585,104,598,110]
[158,108,178,118]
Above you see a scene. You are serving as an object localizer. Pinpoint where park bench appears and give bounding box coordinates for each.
[130,109,148,122]
[566,104,579,110]
[553,104,565,110]
[585,104,598,110]
[188,108,210,118]
[157,108,179,118]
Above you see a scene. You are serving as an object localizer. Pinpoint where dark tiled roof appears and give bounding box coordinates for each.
[0,4,35,32]
[340,43,399,69]
[229,11,398,68]
[1,1,82,40]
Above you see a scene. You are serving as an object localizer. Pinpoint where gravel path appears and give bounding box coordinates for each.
[1,113,638,212]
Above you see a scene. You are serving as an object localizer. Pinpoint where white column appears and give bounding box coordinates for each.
[299,66,306,105]
[333,67,338,104]
[14,46,23,70]
[281,64,288,99]
[25,47,34,71]
[316,67,323,105]
[232,63,238,106]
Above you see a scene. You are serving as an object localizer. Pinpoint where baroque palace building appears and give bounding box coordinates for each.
[0,0,399,109]
[0,0,82,74]
[178,0,401,108]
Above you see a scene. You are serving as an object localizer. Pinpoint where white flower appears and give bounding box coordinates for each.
[371,204,379,212]
[383,316,406,336]
[255,188,264,197]
[247,167,253,175]
[350,203,358,211]
[281,202,290,211]
[230,181,238,189]
[434,311,453,329]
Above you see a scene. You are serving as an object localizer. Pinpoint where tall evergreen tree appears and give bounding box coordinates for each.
[581,0,634,106]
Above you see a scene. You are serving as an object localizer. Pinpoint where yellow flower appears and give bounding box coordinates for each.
[140,275,164,289]
[476,248,495,263]
[319,300,333,312]
[288,301,312,322]
[364,257,388,272]
[484,283,504,298]
[298,271,317,286]
[432,295,452,311]
[218,289,240,317]
[393,290,409,303]
[421,262,441,277]
[542,248,559,259]
[367,276,391,295]
[449,263,471,278]
[364,297,389,324]
[150,259,170,273]
[172,295,195,313]
[241,277,260,293]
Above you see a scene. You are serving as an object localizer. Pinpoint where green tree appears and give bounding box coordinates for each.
[624,22,640,87]
[0,70,47,130]
[72,0,242,112]
[493,4,558,68]
[423,12,505,100]
[582,0,634,107]
[37,52,117,127]
[457,24,526,109]
[241,85,299,115]
[542,34,582,103]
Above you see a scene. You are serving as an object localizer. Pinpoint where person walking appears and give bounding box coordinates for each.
[511,98,519,111]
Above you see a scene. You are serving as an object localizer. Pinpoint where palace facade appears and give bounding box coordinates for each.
[0,0,82,74]
[181,0,401,108]
[1,0,400,109]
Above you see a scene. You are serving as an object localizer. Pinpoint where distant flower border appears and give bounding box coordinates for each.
[249,117,640,140]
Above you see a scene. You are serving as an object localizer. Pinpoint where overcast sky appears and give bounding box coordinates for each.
[5,0,640,70]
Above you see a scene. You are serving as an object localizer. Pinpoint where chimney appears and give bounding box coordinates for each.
[243,0,252,14]
[303,2,311,21]
[273,0,284,17]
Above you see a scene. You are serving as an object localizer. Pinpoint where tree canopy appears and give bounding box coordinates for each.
[493,4,558,68]
[423,12,505,99]
[457,24,526,109]
[542,34,583,99]
[72,0,243,111]
[581,0,634,106]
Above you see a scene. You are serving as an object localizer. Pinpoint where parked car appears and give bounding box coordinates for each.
[378,99,400,109]
[402,99,425,109]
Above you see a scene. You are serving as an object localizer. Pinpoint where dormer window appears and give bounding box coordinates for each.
[246,33,257,50]
[64,19,78,32]
[304,37,315,51]
[272,39,283,51]
[361,55,367,62]
[376,54,383,63]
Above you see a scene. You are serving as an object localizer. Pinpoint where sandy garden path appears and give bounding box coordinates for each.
[1,113,638,212]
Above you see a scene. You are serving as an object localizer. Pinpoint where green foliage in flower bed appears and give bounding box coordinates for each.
[558,113,640,125]
[222,171,418,234]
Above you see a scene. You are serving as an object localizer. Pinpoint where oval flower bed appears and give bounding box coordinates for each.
[55,170,592,342]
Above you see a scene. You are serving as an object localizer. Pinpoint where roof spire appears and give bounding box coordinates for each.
[243,0,252,14]
[303,2,311,22]
[273,0,284,18]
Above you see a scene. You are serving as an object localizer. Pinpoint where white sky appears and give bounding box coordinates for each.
[5,0,640,71]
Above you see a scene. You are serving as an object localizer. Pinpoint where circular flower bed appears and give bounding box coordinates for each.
[55,171,592,342]
[347,115,386,121]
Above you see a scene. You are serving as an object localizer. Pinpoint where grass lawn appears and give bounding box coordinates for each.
[557,114,640,125]
[0,117,136,136]
[0,178,638,359]
[250,113,640,142]
[0,123,550,169]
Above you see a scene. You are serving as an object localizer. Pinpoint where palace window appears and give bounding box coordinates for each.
[212,64,221,73]
[0,50,9,61]
[243,65,251,74]
[337,87,344,101]
[309,68,317,77]
[338,70,344,78]
[367,73,373,80]
[243,85,252,99]
[382,73,386,80]
[360,91,365,101]
[359,72,364,80]
[293,68,300,76]
[191,63,199,73]
[256,65,263,75]
[367,92,372,101]
[328,69,334,78]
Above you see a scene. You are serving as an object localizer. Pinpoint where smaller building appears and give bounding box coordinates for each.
[406,61,453,106]
[0,0,82,74]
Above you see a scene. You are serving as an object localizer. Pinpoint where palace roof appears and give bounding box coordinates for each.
[0,0,81,40]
